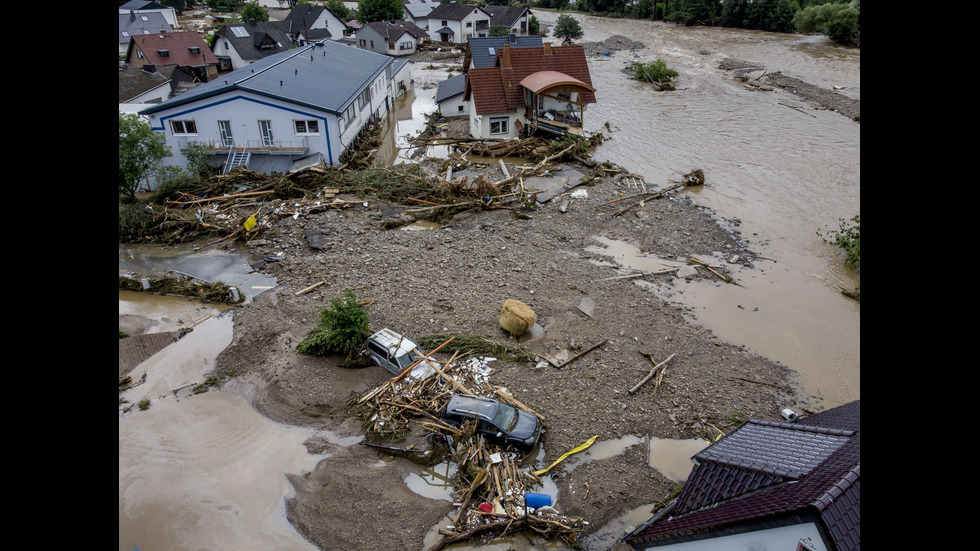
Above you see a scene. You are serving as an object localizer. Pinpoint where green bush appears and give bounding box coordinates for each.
[818,214,860,271]
[119,203,155,242]
[630,59,678,84]
[296,291,371,362]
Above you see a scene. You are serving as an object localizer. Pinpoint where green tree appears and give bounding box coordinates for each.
[240,1,270,21]
[528,15,540,35]
[489,24,511,36]
[794,0,859,46]
[553,13,584,44]
[296,290,371,363]
[119,113,170,202]
[324,0,352,22]
[357,0,404,22]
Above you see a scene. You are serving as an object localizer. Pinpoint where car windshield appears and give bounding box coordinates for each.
[491,403,519,432]
[397,349,420,369]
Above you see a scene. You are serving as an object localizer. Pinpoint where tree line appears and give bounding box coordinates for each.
[535,0,859,46]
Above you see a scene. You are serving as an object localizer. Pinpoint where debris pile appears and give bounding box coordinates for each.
[350,339,587,550]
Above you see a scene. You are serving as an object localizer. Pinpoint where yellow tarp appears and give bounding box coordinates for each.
[533,435,599,476]
[244,214,257,231]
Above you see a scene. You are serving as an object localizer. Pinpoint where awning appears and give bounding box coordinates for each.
[519,70,595,94]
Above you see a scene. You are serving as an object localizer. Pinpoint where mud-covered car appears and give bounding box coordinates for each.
[365,328,439,380]
[439,394,542,451]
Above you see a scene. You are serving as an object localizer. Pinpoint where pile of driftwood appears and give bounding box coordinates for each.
[350,341,586,550]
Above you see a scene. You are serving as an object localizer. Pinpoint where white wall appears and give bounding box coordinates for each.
[633,523,828,551]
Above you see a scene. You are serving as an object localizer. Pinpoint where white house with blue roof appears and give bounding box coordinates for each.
[139,40,398,176]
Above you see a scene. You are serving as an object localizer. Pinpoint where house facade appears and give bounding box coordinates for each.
[139,40,397,177]
[424,4,492,44]
[281,4,348,46]
[211,20,294,71]
[126,32,220,83]
[484,5,533,36]
[435,73,467,117]
[463,43,596,139]
[355,20,427,56]
[623,401,861,551]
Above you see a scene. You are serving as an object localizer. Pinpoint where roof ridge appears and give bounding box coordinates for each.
[749,418,856,437]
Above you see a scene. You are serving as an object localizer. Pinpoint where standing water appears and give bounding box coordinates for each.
[542,12,860,410]
[121,12,858,550]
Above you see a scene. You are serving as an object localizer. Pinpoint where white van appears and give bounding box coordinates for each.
[365,328,439,380]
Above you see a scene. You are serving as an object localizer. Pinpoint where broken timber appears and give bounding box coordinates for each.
[629,353,675,394]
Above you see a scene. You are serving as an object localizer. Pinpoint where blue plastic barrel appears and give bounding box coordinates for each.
[525,492,552,509]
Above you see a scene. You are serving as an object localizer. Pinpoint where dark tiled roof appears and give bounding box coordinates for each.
[427,3,488,21]
[436,73,466,103]
[483,5,529,28]
[363,20,428,40]
[119,0,168,10]
[129,32,219,68]
[402,0,438,19]
[464,43,595,115]
[118,65,170,102]
[215,21,293,62]
[119,11,172,43]
[626,400,860,551]
[465,34,543,70]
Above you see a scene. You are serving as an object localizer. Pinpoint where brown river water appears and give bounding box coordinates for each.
[119,11,858,550]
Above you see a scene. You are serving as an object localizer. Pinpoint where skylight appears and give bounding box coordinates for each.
[232,27,250,38]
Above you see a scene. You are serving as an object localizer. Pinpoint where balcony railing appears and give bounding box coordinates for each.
[178,137,309,154]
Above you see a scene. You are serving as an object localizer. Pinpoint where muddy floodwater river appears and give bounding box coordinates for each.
[120,10,858,551]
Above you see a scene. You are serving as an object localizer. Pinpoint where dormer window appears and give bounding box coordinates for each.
[157,49,170,57]
[189,46,200,54]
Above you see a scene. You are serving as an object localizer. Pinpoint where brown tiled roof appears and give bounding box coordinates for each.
[626,400,860,551]
[463,44,595,115]
[130,31,218,68]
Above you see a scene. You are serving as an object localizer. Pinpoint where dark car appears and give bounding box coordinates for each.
[439,394,542,451]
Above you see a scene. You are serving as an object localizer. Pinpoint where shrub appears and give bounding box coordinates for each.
[296,291,371,362]
[119,203,155,242]
[818,214,860,271]
[630,59,679,85]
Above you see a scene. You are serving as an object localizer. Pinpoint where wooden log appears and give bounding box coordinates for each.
[629,353,675,394]
[554,339,607,369]
[494,387,545,420]
[428,519,522,551]
[294,279,326,296]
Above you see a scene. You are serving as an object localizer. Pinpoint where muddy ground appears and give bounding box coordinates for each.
[206,138,802,550]
[126,33,843,551]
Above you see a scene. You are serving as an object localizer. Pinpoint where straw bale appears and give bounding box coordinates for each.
[499,299,536,336]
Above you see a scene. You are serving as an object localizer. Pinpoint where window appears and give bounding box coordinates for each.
[441,20,447,26]
[490,117,508,134]
[358,88,372,109]
[218,120,234,147]
[294,120,319,134]
[359,39,366,47]
[458,105,464,113]
[122,31,130,37]
[370,40,375,48]
[259,120,274,146]
[466,22,472,28]
[231,27,249,38]
[170,120,197,135]
[399,41,412,50]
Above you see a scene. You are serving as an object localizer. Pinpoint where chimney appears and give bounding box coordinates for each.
[543,42,551,55]
[502,44,511,68]
[509,33,516,44]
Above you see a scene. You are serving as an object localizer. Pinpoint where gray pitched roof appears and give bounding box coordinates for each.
[435,73,466,103]
[427,3,487,21]
[215,20,293,62]
[119,65,171,102]
[362,20,427,40]
[465,34,542,69]
[402,0,438,19]
[483,5,529,28]
[119,11,172,42]
[140,40,393,116]
[625,400,860,551]
[119,0,168,10]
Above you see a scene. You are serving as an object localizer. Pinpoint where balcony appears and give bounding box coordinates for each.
[178,137,310,155]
